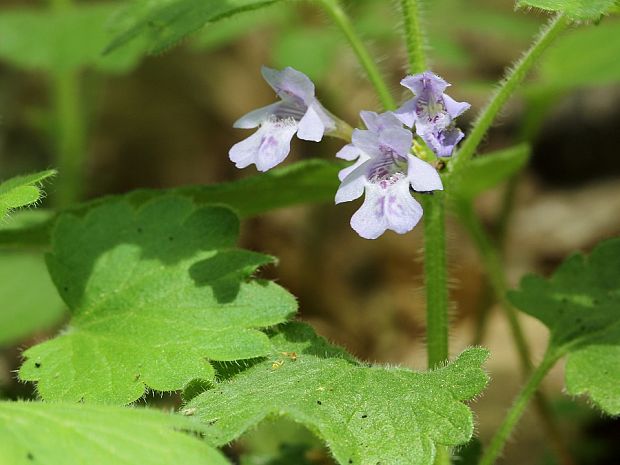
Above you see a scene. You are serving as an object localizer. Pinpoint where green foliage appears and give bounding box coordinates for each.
[0,253,65,347]
[0,4,145,73]
[535,20,620,90]
[516,0,616,20]
[0,170,56,219]
[0,160,341,250]
[188,323,490,465]
[106,0,286,55]
[450,144,531,200]
[0,401,230,465]
[19,197,296,404]
[509,238,620,415]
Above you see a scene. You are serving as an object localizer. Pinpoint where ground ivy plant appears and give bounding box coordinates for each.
[1,0,618,464]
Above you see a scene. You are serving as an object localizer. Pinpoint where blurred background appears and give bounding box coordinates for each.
[0,0,619,464]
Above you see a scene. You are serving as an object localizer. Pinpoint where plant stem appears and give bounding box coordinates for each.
[422,193,449,368]
[457,201,574,465]
[50,0,87,207]
[400,0,427,74]
[317,0,396,110]
[479,348,562,465]
[447,13,568,180]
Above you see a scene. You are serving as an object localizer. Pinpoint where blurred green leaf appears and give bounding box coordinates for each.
[0,170,55,219]
[188,322,489,465]
[516,0,616,20]
[451,144,531,200]
[0,4,146,73]
[534,20,620,90]
[0,253,65,347]
[192,4,292,50]
[105,0,286,55]
[19,197,296,404]
[509,238,620,415]
[0,160,342,250]
[273,28,340,81]
[0,401,230,465]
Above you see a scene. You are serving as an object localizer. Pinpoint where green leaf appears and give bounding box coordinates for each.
[515,0,616,20]
[0,160,341,249]
[534,20,620,91]
[0,401,230,465]
[509,238,620,415]
[0,4,146,73]
[0,170,56,219]
[19,196,297,404]
[0,253,65,347]
[106,0,285,55]
[450,144,531,200]
[188,323,490,465]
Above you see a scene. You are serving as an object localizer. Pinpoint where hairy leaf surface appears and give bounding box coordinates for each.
[509,238,620,414]
[0,160,341,249]
[0,401,229,465]
[0,4,145,73]
[0,170,55,219]
[188,323,489,465]
[19,197,297,404]
[106,0,285,54]
[516,0,616,19]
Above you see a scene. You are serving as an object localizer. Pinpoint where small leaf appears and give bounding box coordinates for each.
[515,0,616,20]
[0,401,230,465]
[0,252,65,347]
[0,4,146,73]
[188,323,490,465]
[509,238,620,414]
[450,144,531,200]
[19,196,297,404]
[106,0,285,55]
[0,160,341,249]
[0,170,56,219]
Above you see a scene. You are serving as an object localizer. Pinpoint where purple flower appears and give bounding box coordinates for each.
[229,66,336,172]
[335,114,443,239]
[394,71,470,158]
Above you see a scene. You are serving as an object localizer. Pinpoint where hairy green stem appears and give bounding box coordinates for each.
[400,0,427,74]
[448,13,568,179]
[317,0,396,110]
[457,201,574,465]
[422,194,449,368]
[479,348,562,465]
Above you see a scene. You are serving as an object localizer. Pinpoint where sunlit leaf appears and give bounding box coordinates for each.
[0,4,146,73]
[0,401,230,465]
[19,196,296,404]
[509,238,620,414]
[188,323,490,465]
[0,170,56,219]
[515,0,616,20]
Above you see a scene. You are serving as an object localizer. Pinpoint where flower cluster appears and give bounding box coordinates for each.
[229,67,469,239]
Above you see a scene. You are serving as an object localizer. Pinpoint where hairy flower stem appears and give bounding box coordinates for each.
[479,348,562,465]
[400,0,427,74]
[317,0,396,110]
[457,201,574,465]
[422,194,449,368]
[447,13,568,180]
[50,0,87,207]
